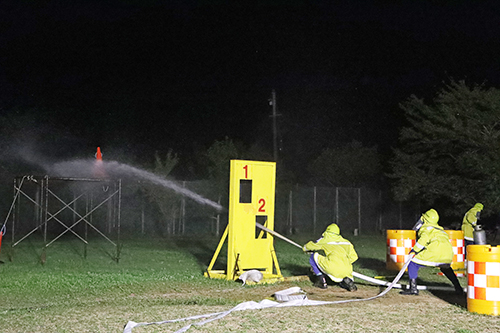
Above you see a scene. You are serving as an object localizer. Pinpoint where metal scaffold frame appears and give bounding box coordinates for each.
[8,175,122,263]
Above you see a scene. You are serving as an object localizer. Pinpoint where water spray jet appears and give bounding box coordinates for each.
[48,158,224,212]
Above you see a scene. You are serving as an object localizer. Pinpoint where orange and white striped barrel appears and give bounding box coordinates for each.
[386,230,416,271]
[467,245,500,315]
[445,230,465,273]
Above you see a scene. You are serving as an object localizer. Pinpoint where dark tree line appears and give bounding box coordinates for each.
[2,80,500,222]
[391,80,500,218]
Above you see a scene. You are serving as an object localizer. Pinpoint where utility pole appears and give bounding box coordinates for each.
[270,89,278,162]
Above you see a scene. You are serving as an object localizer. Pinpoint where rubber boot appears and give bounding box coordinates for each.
[339,277,357,291]
[440,266,464,295]
[400,278,419,295]
[313,274,327,289]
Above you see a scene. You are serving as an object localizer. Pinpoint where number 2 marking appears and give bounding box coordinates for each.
[258,198,266,212]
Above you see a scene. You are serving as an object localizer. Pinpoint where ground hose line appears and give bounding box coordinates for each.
[122,227,452,332]
[255,223,456,292]
[123,251,413,333]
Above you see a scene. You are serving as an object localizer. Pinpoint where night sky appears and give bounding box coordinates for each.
[1,1,500,176]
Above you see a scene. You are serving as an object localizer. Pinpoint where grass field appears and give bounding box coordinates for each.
[0,232,499,333]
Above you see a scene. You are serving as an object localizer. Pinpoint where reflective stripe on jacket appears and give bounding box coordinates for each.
[303,232,358,282]
[412,224,453,266]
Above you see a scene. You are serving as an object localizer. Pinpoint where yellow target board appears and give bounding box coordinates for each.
[205,160,283,282]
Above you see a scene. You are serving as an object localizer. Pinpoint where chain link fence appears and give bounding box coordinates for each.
[7,178,422,239]
[274,186,421,236]
[119,181,422,237]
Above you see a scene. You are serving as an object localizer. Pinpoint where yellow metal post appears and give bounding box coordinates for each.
[206,225,228,274]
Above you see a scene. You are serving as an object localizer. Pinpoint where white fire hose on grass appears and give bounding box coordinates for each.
[255,223,456,292]
[123,225,454,333]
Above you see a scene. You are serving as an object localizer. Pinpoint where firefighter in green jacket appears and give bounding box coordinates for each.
[303,223,358,291]
[401,209,463,295]
[462,203,484,246]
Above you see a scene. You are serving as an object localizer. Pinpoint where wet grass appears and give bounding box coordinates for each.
[0,233,497,332]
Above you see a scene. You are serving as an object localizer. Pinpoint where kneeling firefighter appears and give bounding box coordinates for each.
[401,209,463,295]
[303,223,358,291]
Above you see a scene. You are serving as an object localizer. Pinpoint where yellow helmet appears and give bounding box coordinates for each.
[422,209,439,225]
[474,203,484,210]
[325,223,340,234]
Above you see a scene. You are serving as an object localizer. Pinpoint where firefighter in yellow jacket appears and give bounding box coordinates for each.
[303,223,358,291]
[401,209,463,295]
[462,203,484,246]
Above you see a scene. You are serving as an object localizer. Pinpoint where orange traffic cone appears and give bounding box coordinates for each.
[94,147,106,178]
[95,147,103,161]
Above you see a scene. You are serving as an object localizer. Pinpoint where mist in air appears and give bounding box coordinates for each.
[49,158,225,211]
[0,128,223,212]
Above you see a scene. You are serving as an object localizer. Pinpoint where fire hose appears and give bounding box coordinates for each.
[124,259,414,333]
[123,227,416,333]
[254,223,413,292]
[255,223,456,292]
[122,224,456,332]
